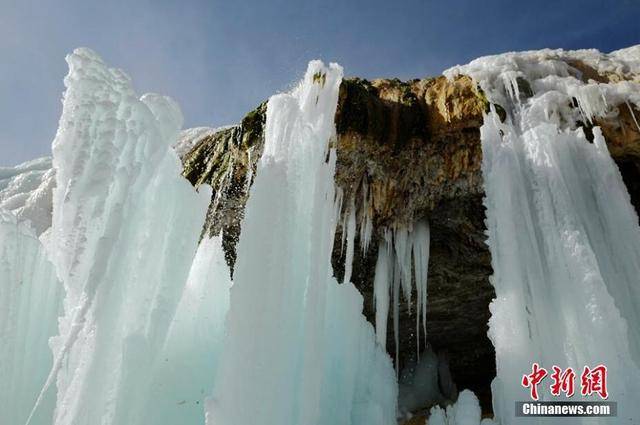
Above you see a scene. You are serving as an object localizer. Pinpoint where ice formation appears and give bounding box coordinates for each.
[207,61,397,425]
[397,346,455,415]
[0,157,55,235]
[342,198,357,285]
[339,180,374,275]
[1,49,397,425]
[447,47,640,423]
[428,390,496,425]
[4,42,640,425]
[0,211,63,425]
[372,221,430,365]
[358,180,374,254]
[174,126,221,159]
[26,48,212,424]
[140,235,231,424]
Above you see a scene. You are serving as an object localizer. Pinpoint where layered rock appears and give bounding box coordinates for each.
[181,59,640,416]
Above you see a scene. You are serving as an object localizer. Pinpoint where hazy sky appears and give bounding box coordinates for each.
[1,0,639,166]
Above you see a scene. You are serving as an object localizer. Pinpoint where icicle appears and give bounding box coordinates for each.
[393,259,401,376]
[373,232,393,349]
[343,198,356,284]
[340,198,348,254]
[501,71,521,104]
[393,226,413,308]
[372,220,431,369]
[412,221,430,349]
[448,47,640,424]
[359,179,373,253]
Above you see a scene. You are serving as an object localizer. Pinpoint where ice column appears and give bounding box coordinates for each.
[0,212,63,425]
[447,49,640,424]
[31,48,211,425]
[140,235,232,425]
[207,61,397,425]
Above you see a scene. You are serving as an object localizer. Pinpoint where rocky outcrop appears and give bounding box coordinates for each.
[182,102,266,269]
[181,62,640,416]
[331,75,495,410]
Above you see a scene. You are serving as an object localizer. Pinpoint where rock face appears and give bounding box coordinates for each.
[331,75,495,409]
[182,103,266,270]
[181,62,640,415]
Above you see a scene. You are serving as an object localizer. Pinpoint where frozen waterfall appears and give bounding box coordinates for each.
[1,51,398,425]
[447,48,640,424]
[206,60,397,425]
[25,48,213,425]
[0,212,62,425]
[3,44,640,425]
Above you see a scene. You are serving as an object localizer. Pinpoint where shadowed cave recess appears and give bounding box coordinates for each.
[181,63,640,418]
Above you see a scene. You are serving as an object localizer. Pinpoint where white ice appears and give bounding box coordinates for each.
[373,221,430,365]
[207,60,397,425]
[25,48,212,425]
[0,157,55,235]
[0,211,63,425]
[140,235,231,424]
[428,390,496,425]
[7,42,640,425]
[173,126,235,159]
[448,47,640,424]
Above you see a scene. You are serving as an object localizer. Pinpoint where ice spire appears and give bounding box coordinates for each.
[207,60,397,425]
[27,48,211,425]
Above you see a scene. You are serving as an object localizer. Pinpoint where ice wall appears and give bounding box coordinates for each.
[9,43,639,425]
[25,48,212,425]
[0,211,63,425]
[207,61,397,425]
[4,50,397,425]
[447,48,640,423]
[140,235,231,424]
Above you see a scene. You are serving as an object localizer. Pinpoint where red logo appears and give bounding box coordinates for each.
[522,363,608,400]
[580,365,608,399]
[550,366,576,397]
[522,363,548,400]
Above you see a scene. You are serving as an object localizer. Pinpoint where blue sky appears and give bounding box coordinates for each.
[1,0,638,166]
